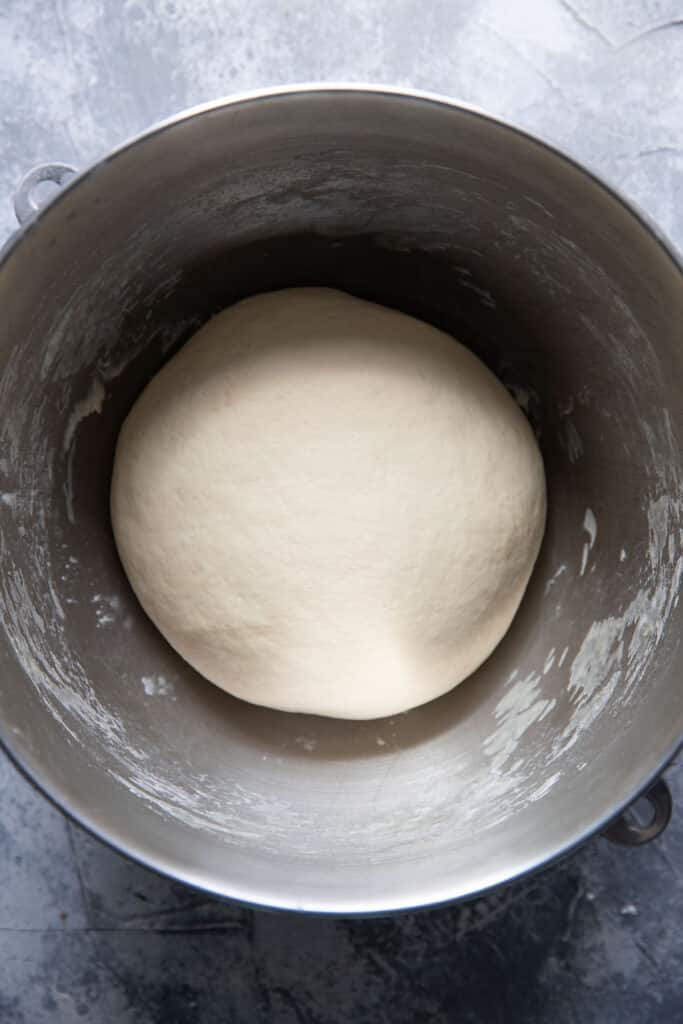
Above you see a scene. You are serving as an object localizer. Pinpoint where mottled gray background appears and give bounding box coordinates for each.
[1,1,683,1021]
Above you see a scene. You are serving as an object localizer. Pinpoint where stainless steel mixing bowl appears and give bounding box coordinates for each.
[1,86,682,914]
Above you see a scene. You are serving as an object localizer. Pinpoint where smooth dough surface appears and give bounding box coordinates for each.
[111,288,546,719]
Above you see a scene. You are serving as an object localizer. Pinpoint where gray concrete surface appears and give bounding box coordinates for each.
[1,1,683,1021]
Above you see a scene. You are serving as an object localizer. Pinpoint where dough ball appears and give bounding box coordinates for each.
[111,288,546,719]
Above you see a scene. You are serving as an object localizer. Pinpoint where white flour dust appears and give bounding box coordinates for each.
[141,674,174,697]
[63,377,106,455]
[580,507,598,576]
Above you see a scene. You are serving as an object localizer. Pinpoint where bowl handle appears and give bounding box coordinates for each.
[602,777,672,846]
[13,163,78,225]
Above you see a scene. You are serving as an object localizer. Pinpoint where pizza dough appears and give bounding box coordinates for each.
[111,288,546,719]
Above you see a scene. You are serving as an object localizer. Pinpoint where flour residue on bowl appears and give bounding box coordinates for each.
[543,648,556,674]
[579,507,597,576]
[92,592,120,628]
[545,562,567,594]
[62,377,106,455]
[1,558,144,759]
[141,674,174,697]
[484,669,556,774]
[482,400,683,810]
[529,771,561,802]
[562,493,683,753]
[110,765,312,851]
